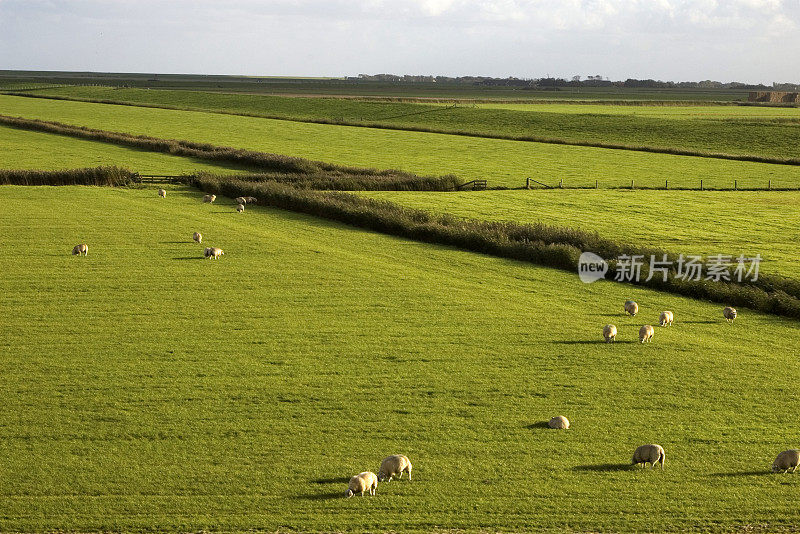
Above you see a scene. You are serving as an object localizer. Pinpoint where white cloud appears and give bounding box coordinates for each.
[0,0,798,81]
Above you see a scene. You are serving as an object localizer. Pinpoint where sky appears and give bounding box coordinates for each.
[0,0,798,83]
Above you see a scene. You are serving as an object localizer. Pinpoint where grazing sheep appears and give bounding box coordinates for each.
[158,188,166,198]
[193,232,202,244]
[236,203,245,213]
[659,311,674,327]
[639,325,654,343]
[603,324,617,343]
[624,300,639,317]
[71,244,88,256]
[632,444,665,469]
[235,196,246,205]
[723,306,737,323]
[772,450,800,473]
[204,247,224,259]
[243,196,257,203]
[548,416,570,429]
[378,455,412,482]
[345,471,378,497]
[202,194,216,203]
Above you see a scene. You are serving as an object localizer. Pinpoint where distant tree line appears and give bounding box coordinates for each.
[348,73,799,91]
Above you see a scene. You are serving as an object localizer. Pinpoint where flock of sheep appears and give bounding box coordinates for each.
[72,187,797,484]
[602,300,738,344]
[346,454,412,497]
[546,415,798,473]
[72,189,257,260]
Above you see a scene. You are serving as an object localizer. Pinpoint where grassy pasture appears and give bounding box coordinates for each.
[472,102,800,119]
[11,86,800,160]
[0,123,254,175]
[357,190,800,281]
[2,95,800,189]
[2,185,800,532]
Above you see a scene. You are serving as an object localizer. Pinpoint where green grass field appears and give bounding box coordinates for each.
[2,95,799,189]
[2,185,800,532]
[472,102,800,119]
[13,86,800,160]
[0,124,254,175]
[358,190,800,281]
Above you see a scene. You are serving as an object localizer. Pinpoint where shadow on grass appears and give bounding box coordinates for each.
[313,477,350,484]
[573,463,632,472]
[551,340,636,345]
[708,470,773,477]
[212,211,238,214]
[161,241,190,244]
[683,320,717,324]
[172,257,205,261]
[297,492,344,501]
[525,421,551,430]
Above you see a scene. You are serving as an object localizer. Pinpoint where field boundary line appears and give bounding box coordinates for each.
[4,91,800,167]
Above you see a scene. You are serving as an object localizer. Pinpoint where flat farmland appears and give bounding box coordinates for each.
[358,189,800,281]
[11,86,800,160]
[2,185,800,532]
[2,95,799,189]
[0,124,254,174]
[471,102,800,119]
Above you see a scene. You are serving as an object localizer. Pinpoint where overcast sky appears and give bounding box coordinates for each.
[1,0,798,83]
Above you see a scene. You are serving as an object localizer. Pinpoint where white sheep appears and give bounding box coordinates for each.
[548,416,570,429]
[193,232,202,244]
[772,450,800,473]
[378,455,412,482]
[71,244,88,256]
[624,300,639,317]
[659,311,674,327]
[202,194,216,203]
[632,444,665,469]
[723,307,737,323]
[235,197,246,205]
[603,324,617,343]
[345,471,378,497]
[243,196,257,203]
[158,188,166,198]
[236,203,245,213]
[204,247,224,259]
[639,325,654,343]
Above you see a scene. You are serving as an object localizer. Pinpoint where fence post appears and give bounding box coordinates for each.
[700,179,703,191]
[559,178,563,188]
[734,179,737,190]
[768,179,771,190]
[526,177,530,190]
[631,179,635,189]
[595,179,598,189]
[665,179,668,190]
